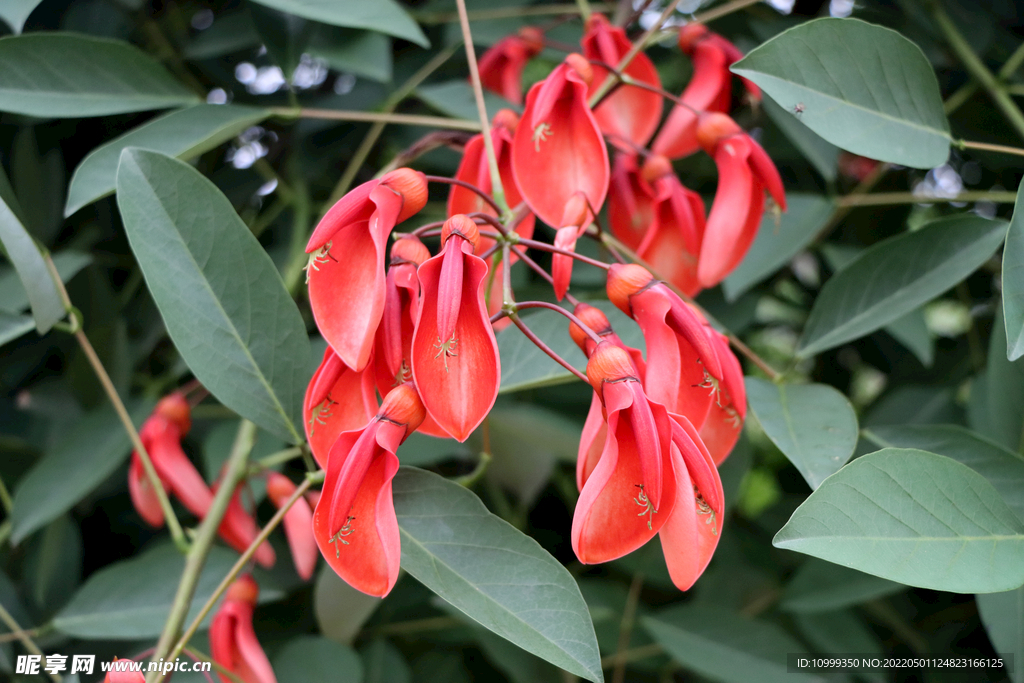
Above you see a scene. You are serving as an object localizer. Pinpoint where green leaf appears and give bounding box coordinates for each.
[0,194,64,334]
[862,424,1024,523]
[360,639,411,683]
[272,636,364,683]
[723,194,834,301]
[183,11,261,60]
[53,544,285,639]
[0,311,34,347]
[977,588,1024,683]
[0,33,198,117]
[116,149,310,442]
[417,81,514,121]
[642,605,824,683]
[0,250,90,313]
[780,558,903,613]
[745,378,858,489]
[774,448,1024,593]
[247,0,428,47]
[884,307,933,366]
[393,467,603,683]
[799,215,1006,357]
[970,311,1024,451]
[1003,183,1024,360]
[308,27,393,83]
[0,0,42,32]
[66,104,270,216]
[498,301,643,393]
[732,17,950,169]
[23,515,82,616]
[762,96,838,182]
[314,565,381,645]
[793,610,882,655]
[10,402,152,543]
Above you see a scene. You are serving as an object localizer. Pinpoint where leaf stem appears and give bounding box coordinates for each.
[270,107,479,131]
[600,643,662,669]
[509,313,590,383]
[957,139,1024,158]
[43,253,189,554]
[516,237,612,269]
[147,419,257,683]
[834,190,1018,207]
[0,604,60,682]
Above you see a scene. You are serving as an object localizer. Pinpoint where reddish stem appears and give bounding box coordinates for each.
[516,300,604,346]
[509,314,589,384]
[516,238,611,270]
[467,211,510,236]
[411,220,447,237]
[425,175,503,215]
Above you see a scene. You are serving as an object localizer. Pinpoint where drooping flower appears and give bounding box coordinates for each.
[304,347,377,468]
[313,383,426,597]
[582,13,663,148]
[651,23,760,160]
[635,154,706,297]
[608,151,655,252]
[698,327,746,465]
[511,54,610,229]
[411,215,500,442]
[128,393,213,527]
[572,342,676,564]
[211,575,277,683]
[266,473,318,581]
[695,112,786,288]
[477,27,545,106]
[607,264,723,428]
[306,168,428,371]
[550,192,592,301]
[213,477,276,568]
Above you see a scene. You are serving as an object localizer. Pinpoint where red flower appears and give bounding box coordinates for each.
[477,27,545,106]
[695,112,786,288]
[635,155,706,297]
[698,328,746,465]
[652,23,760,159]
[313,383,426,596]
[572,342,676,564]
[211,575,277,683]
[550,192,592,301]
[306,168,428,371]
[411,216,500,442]
[608,151,655,252]
[103,659,145,683]
[128,393,213,527]
[266,473,318,581]
[607,264,723,428]
[582,13,663,148]
[512,54,610,229]
[213,477,276,568]
[304,347,377,468]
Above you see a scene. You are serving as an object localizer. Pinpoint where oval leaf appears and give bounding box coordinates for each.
[393,467,603,683]
[116,148,310,442]
[774,448,1024,593]
[0,33,198,118]
[0,194,63,334]
[642,605,823,683]
[780,558,903,614]
[799,215,1006,357]
[247,0,428,47]
[731,18,950,169]
[66,104,270,216]
[746,377,858,489]
[272,635,363,683]
[1003,182,1024,360]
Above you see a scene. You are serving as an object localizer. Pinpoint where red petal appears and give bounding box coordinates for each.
[281,493,318,581]
[306,180,375,251]
[552,226,578,301]
[608,152,655,252]
[699,330,746,465]
[651,42,729,159]
[304,349,377,469]
[696,136,758,287]
[216,486,275,568]
[577,391,607,490]
[637,177,704,297]
[128,450,166,528]
[436,238,466,345]
[412,249,500,442]
[747,135,787,210]
[147,422,213,520]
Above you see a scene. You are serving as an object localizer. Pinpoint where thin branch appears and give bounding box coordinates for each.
[958,139,1024,159]
[429,176,503,214]
[600,643,662,669]
[516,301,604,345]
[517,237,612,270]
[182,647,244,683]
[510,314,590,383]
[611,572,645,683]
[272,107,480,131]
[834,190,1018,207]
[690,0,763,25]
[0,604,60,682]
[416,3,615,24]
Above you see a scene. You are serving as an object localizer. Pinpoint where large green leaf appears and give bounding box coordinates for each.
[10,402,153,544]
[799,215,1006,357]
[0,0,42,32]
[247,0,428,47]
[780,558,903,613]
[392,467,603,683]
[52,545,284,639]
[272,636,364,683]
[732,18,950,169]
[0,33,198,117]
[0,194,64,334]
[0,312,33,347]
[970,312,1024,451]
[762,96,838,182]
[642,605,823,683]
[862,424,1024,522]
[1004,182,1024,360]
[23,515,82,616]
[498,301,643,393]
[0,250,90,314]
[883,307,933,366]
[314,566,381,645]
[774,448,1024,593]
[66,104,270,216]
[977,587,1024,683]
[723,194,834,301]
[308,27,393,83]
[116,149,310,442]
[745,378,858,489]
[417,81,514,121]
[360,639,411,683]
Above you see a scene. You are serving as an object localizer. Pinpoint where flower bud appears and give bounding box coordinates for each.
[565,53,594,86]
[606,263,654,315]
[518,27,545,55]
[677,22,709,53]
[569,303,612,353]
[441,214,480,251]
[379,382,427,432]
[381,168,429,223]
[154,392,191,435]
[585,341,637,394]
[492,108,521,133]
[695,112,743,153]
[390,235,430,266]
[641,154,673,183]
[225,573,259,606]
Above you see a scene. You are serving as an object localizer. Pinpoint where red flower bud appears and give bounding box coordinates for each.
[211,575,277,683]
[266,473,318,581]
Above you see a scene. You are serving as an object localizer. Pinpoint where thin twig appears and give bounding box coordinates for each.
[611,572,645,683]
[516,301,604,345]
[517,237,612,269]
[429,176,503,214]
[958,139,1024,159]
[416,3,615,24]
[0,604,60,682]
[835,190,1018,207]
[272,107,479,131]
[510,314,590,383]
[690,0,763,26]
[182,647,244,683]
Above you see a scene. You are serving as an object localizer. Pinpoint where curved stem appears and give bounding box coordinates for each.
[517,237,611,270]
[427,176,503,214]
[516,301,604,345]
[410,220,447,237]
[468,211,511,237]
[0,604,60,682]
[510,314,590,383]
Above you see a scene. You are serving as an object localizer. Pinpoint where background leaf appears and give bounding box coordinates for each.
[0,194,64,334]
[272,635,364,683]
[774,448,1024,593]
[247,0,428,47]
[65,104,270,216]
[308,28,393,83]
[0,312,33,347]
[0,0,43,32]
[417,81,513,121]
[799,215,1006,357]
[762,96,838,182]
[392,467,603,683]
[745,378,858,489]
[780,558,903,613]
[969,312,1024,452]
[116,149,310,442]
[1004,182,1024,360]
[977,587,1024,683]
[0,250,90,314]
[0,33,198,117]
[732,17,950,168]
